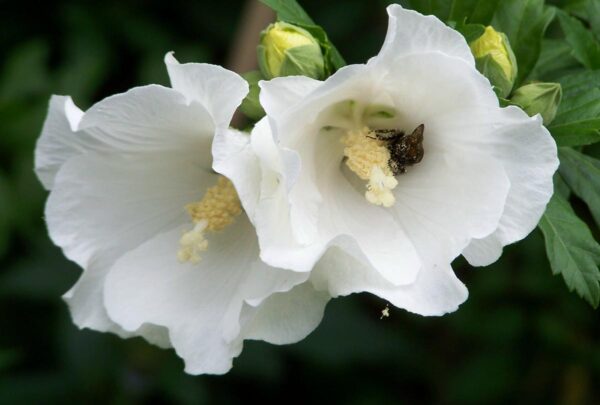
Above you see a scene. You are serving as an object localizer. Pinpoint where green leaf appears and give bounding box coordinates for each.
[549,87,600,146]
[259,0,314,24]
[564,0,600,41]
[492,0,556,85]
[559,70,600,98]
[454,21,486,42]
[559,148,600,226]
[538,183,600,308]
[407,0,499,24]
[530,39,581,81]
[406,0,452,20]
[464,0,502,24]
[259,0,345,70]
[550,70,600,146]
[449,0,480,21]
[557,10,600,69]
[588,0,600,41]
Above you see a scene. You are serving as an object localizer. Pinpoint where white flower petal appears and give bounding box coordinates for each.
[462,107,558,265]
[260,65,370,143]
[379,53,498,134]
[212,128,261,219]
[393,150,510,266]
[35,85,216,179]
[46,152,206,269]
[315,134,421,285]
[164,52,248,128]
[79,85,215,164]
[375,4,474,68]
[258,75,321,120]
[312,246,467,316]
[242,120,330,273]
[246,52,509,282]
[63,264,172,349]
[47,151,209,336]
[104,217,308,375]
[242,282,329,345]
[35,96,94,189]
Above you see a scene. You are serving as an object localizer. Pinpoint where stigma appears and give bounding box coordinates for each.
[178,176,242,264]
[341,127,398,207]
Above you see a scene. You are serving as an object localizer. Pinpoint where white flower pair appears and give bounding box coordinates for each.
[35,5,558,374]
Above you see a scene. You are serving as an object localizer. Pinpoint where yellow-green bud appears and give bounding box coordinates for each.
[239,71,265,121]
[470,26,518,98]
[511,82,562,125]
[258,22,325,79]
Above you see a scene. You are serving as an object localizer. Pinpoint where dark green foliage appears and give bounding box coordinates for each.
[539,177,600,308]
[550,71,600,146]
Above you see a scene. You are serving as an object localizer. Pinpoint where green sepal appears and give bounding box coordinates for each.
[475,54,515,98]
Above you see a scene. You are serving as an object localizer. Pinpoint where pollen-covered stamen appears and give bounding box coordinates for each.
[186,176,242,231]
[177,220,209,264]
[341,126,398,207]
[366,166,398,208]
[178,176,242,264]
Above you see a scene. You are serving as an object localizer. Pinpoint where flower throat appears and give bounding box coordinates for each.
[341,124,424,207]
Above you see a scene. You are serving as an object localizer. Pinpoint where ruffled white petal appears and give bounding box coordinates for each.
[46,152,205,269]
[315,133,422,285]
[393,150,510,266]
[165,53,248,128]
[63,262,172,349]
[462,107,558,265]
[79,85,215,165]
[47,151,208,336]
[311,246,467,316]
[35,96,94,189]
[243,282,329,345]
[212,128,261,219]
[103,218,309,375]
[374,4,474,68]
[258,76,321,120]
[248,120,328,272]
[36,58,246,190]
[260,64,370,144]
[242,52,508,283]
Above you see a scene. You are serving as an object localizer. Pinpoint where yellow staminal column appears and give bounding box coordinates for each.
[178,176,242,264]
[341,127,398,208]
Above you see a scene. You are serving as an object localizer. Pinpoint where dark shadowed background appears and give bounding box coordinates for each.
[0,0,598,403]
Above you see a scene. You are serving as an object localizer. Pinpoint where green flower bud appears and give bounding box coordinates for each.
[511,82,562,125]
[239,71,265,121]
[470,26,518,98]
[258,22,325,80]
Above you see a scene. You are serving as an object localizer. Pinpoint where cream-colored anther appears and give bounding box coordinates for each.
[341,127,398,207]
[178,176,242,264]
[186,176,242,232]
[341,127,393,180]
[177,221,209,264]
[365,166,398,207]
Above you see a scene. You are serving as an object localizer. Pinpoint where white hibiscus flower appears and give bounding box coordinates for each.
[215,5,559,316]
[35,53,329,375]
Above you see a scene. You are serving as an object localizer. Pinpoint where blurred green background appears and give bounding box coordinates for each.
[0,0,598,403]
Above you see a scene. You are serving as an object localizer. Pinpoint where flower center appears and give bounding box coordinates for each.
[177,176,242,264]
[341,124,425,207]
[341,126,398,207]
